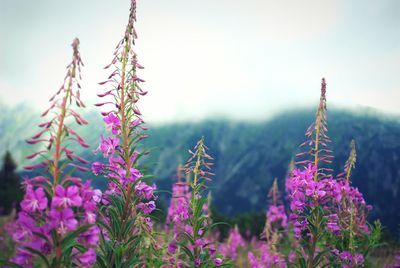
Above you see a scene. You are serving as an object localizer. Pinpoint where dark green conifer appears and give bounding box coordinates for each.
[0,151,23,215]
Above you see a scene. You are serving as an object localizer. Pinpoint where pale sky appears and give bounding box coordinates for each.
[0,0,399,122]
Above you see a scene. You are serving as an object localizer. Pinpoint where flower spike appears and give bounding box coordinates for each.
[92,0,159,266]
[296,78,333,181]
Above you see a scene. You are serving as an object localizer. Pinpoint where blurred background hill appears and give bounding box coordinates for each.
[0,103,399,236]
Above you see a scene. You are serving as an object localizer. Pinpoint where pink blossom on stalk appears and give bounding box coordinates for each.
[137,201,156,214]
[92,189,102,203]
[168,242,178,254]
[20,186,48,213]
[248,252,258,268]
[79,226,100,246]
[98,135,119,157]
[266,205,288,229]
[135,181,155,199]
[49,208,78,235]
[127,167,143,182]
[52,185,82,208]
[78,248,96,267]
[83,202,98,224]
[9,212,37,242]
[144,217,153,230]
[103,113,120,134]
[11,249,33,268]
[288,251,296,263]
[325,213,340,235]
[166,182,191,237]
[247,244,286,268]
[213,258,223,266]
[91,162,104,175]
[353,253,364,265]
[219,226,245,260]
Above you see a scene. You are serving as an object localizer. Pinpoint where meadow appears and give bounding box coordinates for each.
[0,1,399,267]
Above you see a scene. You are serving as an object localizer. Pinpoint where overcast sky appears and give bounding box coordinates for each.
[0,0,399,122]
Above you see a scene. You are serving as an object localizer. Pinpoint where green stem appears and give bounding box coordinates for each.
[53,63,75,186]
[307,207,321,268]
[313,111,321,182]
[191,140,203,264]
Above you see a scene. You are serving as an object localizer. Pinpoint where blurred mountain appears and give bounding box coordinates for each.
[0,103,399,235]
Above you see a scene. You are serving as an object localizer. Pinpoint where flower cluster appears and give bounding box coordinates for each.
[247,243,287,268]
[9,180,100,267]
[332,249,364,267]
[266,179,288,231]
[165,138,226,267]
[166,181,191,237]
[247,178,289,268]
[219,225,245,260]
[266,205,288,230]
[286,164,338,238]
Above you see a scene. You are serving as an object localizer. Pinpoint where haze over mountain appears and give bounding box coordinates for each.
[0,103,399,236]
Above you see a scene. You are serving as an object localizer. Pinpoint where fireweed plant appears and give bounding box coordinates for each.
[286,78,381,268]
[165,138,228,267]
[4,38,101,268]
[91,0,159,266]
[247,179,290,268]
[219,225,245,261]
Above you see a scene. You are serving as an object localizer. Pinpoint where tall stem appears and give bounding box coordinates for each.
[307,235,318,268]
[307,207,320,268]
[53,63,75,186]
[191,140,203,263]
[120,40,132,177]
[313,111,321,182]
[120,38,137,225]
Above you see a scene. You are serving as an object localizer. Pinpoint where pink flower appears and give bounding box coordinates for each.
[168,242,177,254]
[98,135,119,157]
[144,217,153,230]
[128,168,143,182]
[103,113,120,135]
[213,258,223,266]
[266,205,288,229]
[11,249,32,267]
[353,253,364,264]
[52,185,82,208]
[20,186,48,213]
[219,226,245,260]
[339,251,352,261]
[11,212,37,242]
[49,208,78,235]
[83,202,97,224]
[92,189,102,203]
[78,248,96,267]
[137,201,156,214]
[325,214,340,235]
[135,182,154,199]
[79,226,100,246]
[288,251,296,263]
[248,252,259,268]
[91,162,104,175]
